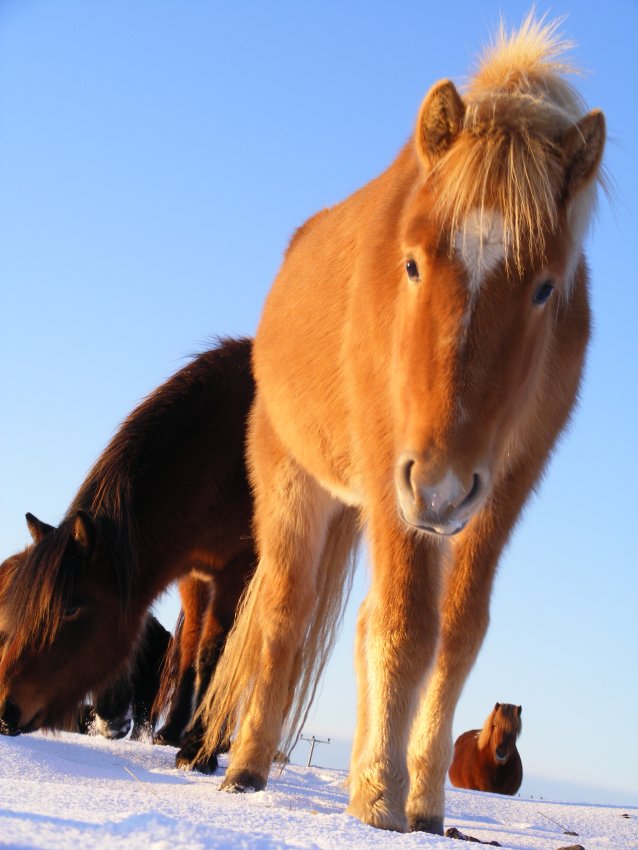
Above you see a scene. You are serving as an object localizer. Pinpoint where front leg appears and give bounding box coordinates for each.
[347,511,442,832]
[197,400,344,792]
[407,453,558,832]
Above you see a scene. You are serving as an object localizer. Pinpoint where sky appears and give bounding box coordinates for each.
[1,732,636,850]
[0,0,636,806]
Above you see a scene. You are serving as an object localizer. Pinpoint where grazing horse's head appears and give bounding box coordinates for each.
[0,511,141,734]
[392,18,605,535]
[478,702,522,764]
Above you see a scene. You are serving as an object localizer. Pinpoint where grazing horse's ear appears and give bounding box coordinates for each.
[415,79,465,166]
[25,513,55,544]
[516,705,522,717]
[561,109,605,201]
[72,510,97,554]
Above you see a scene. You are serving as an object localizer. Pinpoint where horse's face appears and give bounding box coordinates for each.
[0,512,140,735]
[392,80,604,535]
[486,703,522,764]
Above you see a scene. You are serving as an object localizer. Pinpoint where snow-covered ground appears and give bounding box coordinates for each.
[1,731,635,850]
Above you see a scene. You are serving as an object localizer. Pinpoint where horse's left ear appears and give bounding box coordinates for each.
[516,705,522,717]
[415,79,466,167]
[72,510,97,554]
[25,513,55,544]
[561,109,605,201]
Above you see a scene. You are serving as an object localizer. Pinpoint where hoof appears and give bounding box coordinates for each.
[220,769,266,793]
[153,724,184,748]
[346,797,407,832]
[94,714,131,740]
[130,722,152,742]
[409,816,444,835]
[175,748,219,774]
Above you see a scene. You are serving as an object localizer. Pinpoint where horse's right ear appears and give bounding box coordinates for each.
[25,513,55,544]
[415,79,465,167]
[72,510,97,554]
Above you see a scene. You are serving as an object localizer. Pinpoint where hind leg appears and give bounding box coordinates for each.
[176,551,254,773]
[155,577,210,746]
[347,509,442,832]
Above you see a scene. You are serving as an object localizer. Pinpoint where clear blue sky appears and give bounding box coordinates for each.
[1,1,636,805]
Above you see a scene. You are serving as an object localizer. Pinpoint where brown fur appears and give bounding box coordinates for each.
[198,14,605,835]
[449,703,523,795]
[0,338,256,740]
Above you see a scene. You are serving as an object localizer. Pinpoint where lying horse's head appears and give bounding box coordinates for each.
[0,512,141,734]
[392,31,604,535]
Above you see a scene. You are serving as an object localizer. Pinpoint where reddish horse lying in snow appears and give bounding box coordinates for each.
[449,703,523,795]
[198,15,605,833]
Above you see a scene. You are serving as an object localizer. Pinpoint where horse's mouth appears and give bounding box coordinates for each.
[399,509,469,537]
[18,712,44,734]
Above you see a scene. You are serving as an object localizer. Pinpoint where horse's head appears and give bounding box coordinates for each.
[0,511,142,734]
[478,702,522,764]
[392,46,605,535]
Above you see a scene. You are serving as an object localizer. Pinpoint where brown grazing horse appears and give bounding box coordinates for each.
[0,338,256,772]
[449,703,523,795]
[198,15,606,834]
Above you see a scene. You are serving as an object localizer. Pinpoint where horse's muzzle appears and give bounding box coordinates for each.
[395,455,487,535]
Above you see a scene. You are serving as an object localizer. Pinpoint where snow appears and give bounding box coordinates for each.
[1,732,636,850]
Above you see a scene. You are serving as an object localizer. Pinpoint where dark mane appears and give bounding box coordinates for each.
[68,337,252,600]
[1,526,79,653]
[2,337,253,646]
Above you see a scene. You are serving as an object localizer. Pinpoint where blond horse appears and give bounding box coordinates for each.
[199,15,605,833]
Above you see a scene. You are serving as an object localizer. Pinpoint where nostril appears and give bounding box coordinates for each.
[401,458,416,495]
[463,473,481,507]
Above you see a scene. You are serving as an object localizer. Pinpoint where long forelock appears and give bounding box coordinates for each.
[431,13,600,277]
[477,703,522,749]
[1,531,75,655]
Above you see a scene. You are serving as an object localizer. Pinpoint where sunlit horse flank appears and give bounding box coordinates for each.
[198,15,605,833]
[0,338,256,773]
[449,703,523,795]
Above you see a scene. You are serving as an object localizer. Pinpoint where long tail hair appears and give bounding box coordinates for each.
[197,507,361,760]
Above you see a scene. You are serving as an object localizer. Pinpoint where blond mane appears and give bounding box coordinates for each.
[432,13,599,273]
[477,703,522,750]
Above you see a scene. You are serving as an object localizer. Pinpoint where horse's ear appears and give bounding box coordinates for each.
[25,513,55,544]
[517,705,522,717]
[415,79,465,166]
[72,510,97,553]
[494,702,500,712]
[561,109,605,201]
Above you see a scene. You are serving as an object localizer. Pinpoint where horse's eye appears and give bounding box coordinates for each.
[62,606,81,622]
[405,259,420,282]
[532,280,554,306]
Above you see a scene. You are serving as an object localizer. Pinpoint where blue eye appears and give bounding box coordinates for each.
[532,281,554,305]
[405,259,420,282]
